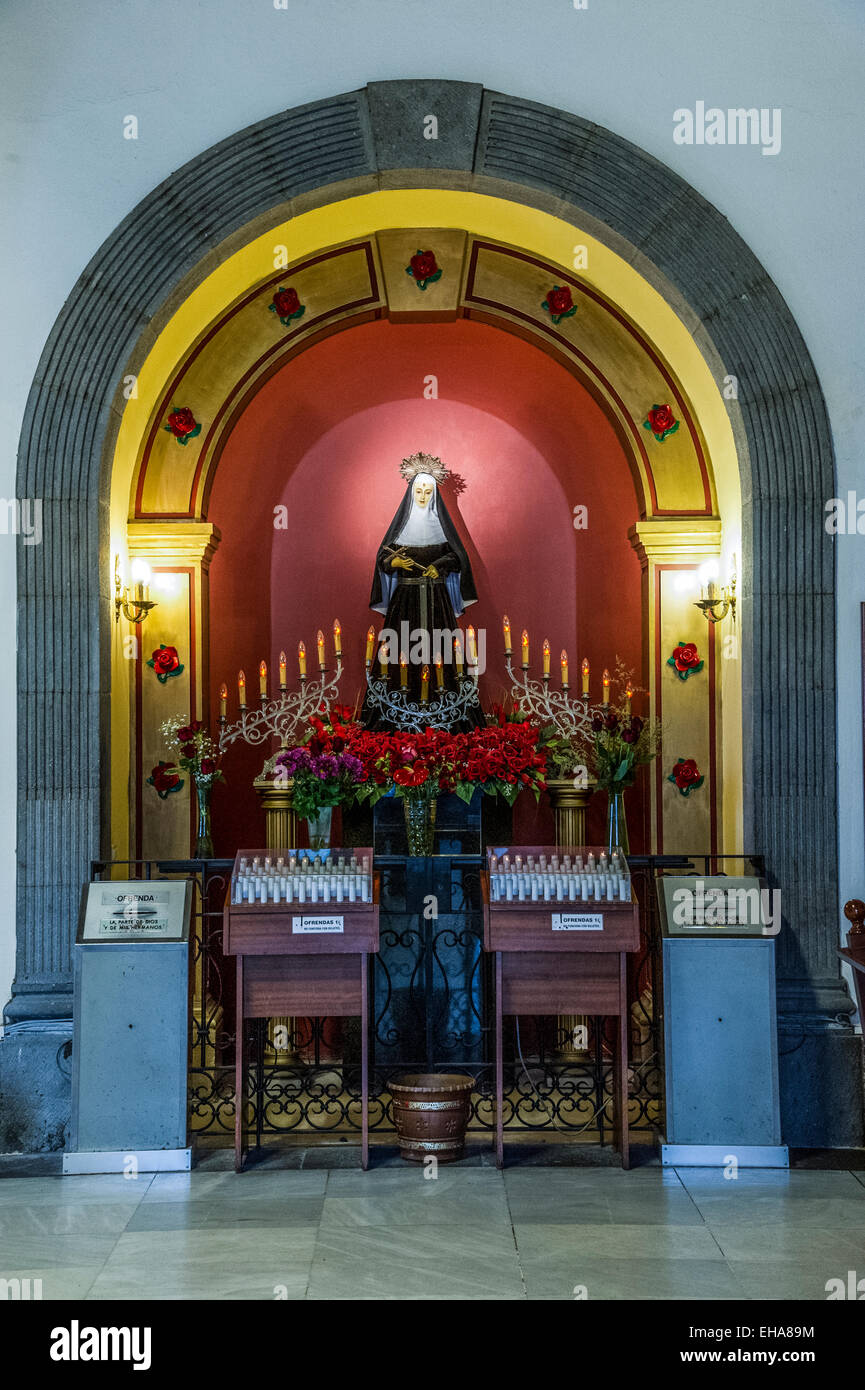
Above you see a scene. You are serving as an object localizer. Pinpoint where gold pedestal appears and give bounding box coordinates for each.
[253,771,300,1063]
[546,776,597,1060]
[253,773,298,852]
[545,776,596,847]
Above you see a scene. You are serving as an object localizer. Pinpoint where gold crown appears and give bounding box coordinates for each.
[399,452,449,484]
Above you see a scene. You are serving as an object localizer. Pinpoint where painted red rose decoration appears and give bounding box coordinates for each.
[147,644,184,683]
[269,286,306,326]
[147,760,184,799]
[405,250,442,290]
[668,757,704,796]
[667,640,704,681]
[643,403,679,442]
[542,285,577,325]
[164,406,202,445]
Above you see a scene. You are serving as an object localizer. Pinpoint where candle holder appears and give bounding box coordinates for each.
[504,651,598,751]
[363,663,481,732]
[218,663,343,754]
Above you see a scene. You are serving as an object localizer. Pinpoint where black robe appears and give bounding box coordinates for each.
[362,488,483,731]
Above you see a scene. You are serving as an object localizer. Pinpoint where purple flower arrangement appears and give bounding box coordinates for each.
[273,746,364,820]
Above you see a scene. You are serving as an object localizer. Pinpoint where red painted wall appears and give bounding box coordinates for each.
[207,317,645,853]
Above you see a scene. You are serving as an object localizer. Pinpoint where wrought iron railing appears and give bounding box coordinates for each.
[90,852,764,1148]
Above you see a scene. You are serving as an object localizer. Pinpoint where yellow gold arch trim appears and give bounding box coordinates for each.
[109,189,743,862]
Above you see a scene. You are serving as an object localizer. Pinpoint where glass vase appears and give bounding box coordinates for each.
[403,794,437,856]
[306,805,333,850]
[605,787,629,856]
[193,775,214,859]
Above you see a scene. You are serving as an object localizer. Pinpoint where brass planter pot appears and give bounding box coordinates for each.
[389,1073,475,1163]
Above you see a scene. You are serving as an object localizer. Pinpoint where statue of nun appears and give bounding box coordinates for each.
[361,452,484,731]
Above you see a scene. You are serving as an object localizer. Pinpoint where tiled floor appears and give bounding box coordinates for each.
[1,1149,864,1300]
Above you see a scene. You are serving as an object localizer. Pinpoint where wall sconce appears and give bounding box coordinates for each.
[114,554,158,625]
[694,557,737,625]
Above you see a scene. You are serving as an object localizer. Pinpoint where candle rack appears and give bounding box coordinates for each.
[505,652,598,746]
[218,663,343,754]
[363,664,481,732]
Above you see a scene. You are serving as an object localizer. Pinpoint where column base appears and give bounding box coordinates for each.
[0,1021,73,1153]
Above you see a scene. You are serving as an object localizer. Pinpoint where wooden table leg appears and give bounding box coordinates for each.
[495,951,504,1168]
[361,952,369,1170]
[617,953,630,1170]
[235,956,245,1173]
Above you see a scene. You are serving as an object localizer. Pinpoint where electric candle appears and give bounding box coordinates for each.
[316,630,326,671]
[602,668,611,704]
[467,626,478,667]
[420,664,430,701]
[378,645,388,677]
[365,626,375,665]
[455,634,464,676]
[503,615,512,655]
[333,618,342,658]
[581,657,590,695]
[399,651,408,687]
[279,650,287,690]
[435,653,444,688]
[219,683,228,718]
[624,684,633,718]
[561,650,569,689]
[259,661,267,699]
[543,638,551,678]
[238,670,247,707]
[521,629,529,669]
[298,641,307,678]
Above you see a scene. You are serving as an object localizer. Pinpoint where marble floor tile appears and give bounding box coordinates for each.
[513,1220,724,1262]
[320,1185,511,1229]
[0,1174,154,1206]
[710,1224,865,1264]
[675,1167,865,1196]
[0,1232,119,1269]
[141,1169,327,1202]
[126,1193,325,1231]
[726,1260,855,1301]
[0,1266,106,1299]
[308,1223,524,1300]
[689,1195,865,1227]
[325,1165,505,1196]
[521,1254,744,1301]
[85,1227,318,1300]
[0,1201,142,1237]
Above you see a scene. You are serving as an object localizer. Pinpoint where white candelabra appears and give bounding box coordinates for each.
[502,615,626,743]
[217,624,343,755]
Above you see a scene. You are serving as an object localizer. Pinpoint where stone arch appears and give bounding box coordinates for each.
[12,81,854,1144]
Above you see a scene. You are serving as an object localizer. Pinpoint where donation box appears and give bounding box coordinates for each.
[64,878,193,1175]
[657,875,788,1167]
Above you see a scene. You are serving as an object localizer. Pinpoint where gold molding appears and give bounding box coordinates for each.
[628,518,722,567]
[127,520,222,570]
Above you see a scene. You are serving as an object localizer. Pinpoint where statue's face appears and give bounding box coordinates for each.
[413,477,434,509]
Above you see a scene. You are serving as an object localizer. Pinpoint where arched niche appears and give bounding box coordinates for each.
[13,81,857,1147]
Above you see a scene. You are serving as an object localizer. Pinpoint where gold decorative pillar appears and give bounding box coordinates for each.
[628,519,725,854]
[253,773,297,851]
[545,777,596,847]
[254,770,301,1062]
[126,521,221,1063]
[546,777,596,1060]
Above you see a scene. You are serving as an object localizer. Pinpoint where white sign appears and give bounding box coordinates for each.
[292,915,345,935]
[81,881,191,942]
[552,913,604,932]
